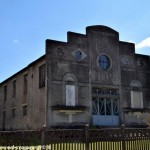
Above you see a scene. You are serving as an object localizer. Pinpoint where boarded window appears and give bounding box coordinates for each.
[131,91,143,108]
[66,85,75,106]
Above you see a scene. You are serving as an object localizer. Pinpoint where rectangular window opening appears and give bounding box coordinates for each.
[12,108,15,118]
[13,80,16,98]
[4,85,7,101]
[66,85,75,106]
[24,74,28,94]
[2,111,6,129]
[131,91,143,109]
[39,64,45,88]
[23,105,27,116]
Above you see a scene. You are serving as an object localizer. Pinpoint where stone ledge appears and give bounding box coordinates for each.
[123,108,150,112]
[51,105,88,111]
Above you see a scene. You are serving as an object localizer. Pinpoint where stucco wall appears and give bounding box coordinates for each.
[1,25,150,129]
[120,41,150,126]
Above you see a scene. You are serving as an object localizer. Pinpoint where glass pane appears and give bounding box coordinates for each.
[113,99,118,115]
[99,98,105,115]
[75,50,82,60]
[106,99,111,115]
[98,55,110,70]
[92,97,119,117]
[92,98,98,115]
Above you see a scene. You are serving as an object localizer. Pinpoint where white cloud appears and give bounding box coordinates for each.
[13,39,19,43]
[135,37,150,49]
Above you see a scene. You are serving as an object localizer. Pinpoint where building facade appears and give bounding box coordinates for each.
[0,56,46,130]
[0,25,150,130]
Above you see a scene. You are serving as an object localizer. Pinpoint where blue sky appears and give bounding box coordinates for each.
[1,0,150,82]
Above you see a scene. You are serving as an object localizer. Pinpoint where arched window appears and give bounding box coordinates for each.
[130,80,143,109]
[63,73,78,106]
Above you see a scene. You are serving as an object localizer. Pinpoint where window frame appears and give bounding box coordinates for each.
[63,73,78,106]
[66,84,76,106]
[75,50,82,61]
[98,54,111,70]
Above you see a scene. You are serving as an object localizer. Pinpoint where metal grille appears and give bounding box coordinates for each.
[1,128,150,150]
[92,88,119,96]
[92,98,118,116]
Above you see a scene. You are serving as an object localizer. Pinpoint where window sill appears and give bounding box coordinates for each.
[123,107,150,112]
[51,105,88,112]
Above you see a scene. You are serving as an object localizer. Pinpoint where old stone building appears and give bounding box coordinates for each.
[0,56,46,130]
[0,25,150,130]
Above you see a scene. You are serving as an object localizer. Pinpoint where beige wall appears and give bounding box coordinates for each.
[0,57,46,130]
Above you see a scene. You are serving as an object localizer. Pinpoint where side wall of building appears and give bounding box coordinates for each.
[0,57,46,130]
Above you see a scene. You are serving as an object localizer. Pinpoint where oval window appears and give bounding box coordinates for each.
[75,50,82,60]
[98,55,110,70]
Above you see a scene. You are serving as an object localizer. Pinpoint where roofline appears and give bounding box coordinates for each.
[0,55,46,85]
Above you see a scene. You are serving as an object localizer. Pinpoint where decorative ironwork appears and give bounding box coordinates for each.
[45,129,85,144]
[0,127,150,150]
[92,87,119,96]
[92,98,118,116]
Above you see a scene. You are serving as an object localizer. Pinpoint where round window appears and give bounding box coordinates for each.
[98,54,110,70]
